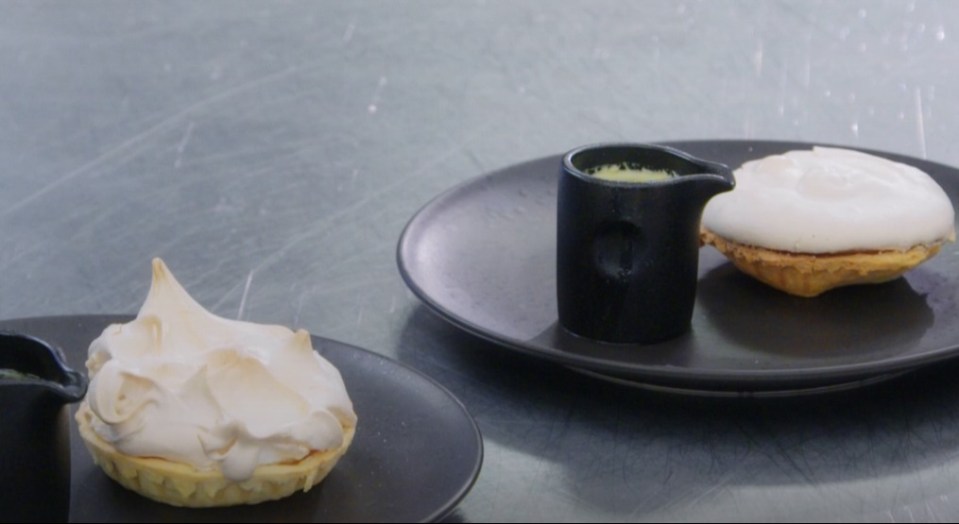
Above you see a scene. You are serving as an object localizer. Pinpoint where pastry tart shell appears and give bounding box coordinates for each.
[75,403,355,507]
[701,228,946,297]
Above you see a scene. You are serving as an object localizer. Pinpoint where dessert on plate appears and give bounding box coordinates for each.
[701,147,956,297]
[76,258,357,507]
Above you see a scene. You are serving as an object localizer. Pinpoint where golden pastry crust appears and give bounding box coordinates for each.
[701,227,945,297]
[75,403,355,507]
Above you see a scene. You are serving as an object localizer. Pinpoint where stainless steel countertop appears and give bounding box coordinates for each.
[3,1,959,521]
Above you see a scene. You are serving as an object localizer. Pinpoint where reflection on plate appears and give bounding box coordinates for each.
[0,315,482,523]
[397,140,959,394]
[568,367,913,399]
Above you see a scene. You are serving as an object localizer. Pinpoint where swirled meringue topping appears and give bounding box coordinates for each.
[85,259,356,481]
[702,147,956,253]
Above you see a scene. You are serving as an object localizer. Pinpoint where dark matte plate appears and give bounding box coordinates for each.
[397,140,959,393]
[0,315,482,523]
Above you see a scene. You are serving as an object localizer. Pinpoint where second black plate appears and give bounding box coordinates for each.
[397,140,959,393]
[0,315,482,523]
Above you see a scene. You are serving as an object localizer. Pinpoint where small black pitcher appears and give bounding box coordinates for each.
[557,143,735,344]
[0,332,87,523]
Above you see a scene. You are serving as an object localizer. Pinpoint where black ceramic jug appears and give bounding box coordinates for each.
[557,143,735,344]
[0,332,87,523]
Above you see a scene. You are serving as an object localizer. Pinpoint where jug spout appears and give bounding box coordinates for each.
[689,167,736,205]
[0,331,87,403]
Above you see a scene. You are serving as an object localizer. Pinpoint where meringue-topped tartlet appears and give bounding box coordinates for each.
[701,147,956,297]
[75,258,357,507]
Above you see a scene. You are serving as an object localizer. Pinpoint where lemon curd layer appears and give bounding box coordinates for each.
[586,163,676,183]
[0,369,38,380]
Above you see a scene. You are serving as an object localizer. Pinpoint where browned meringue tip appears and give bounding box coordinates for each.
[151,257,169,283]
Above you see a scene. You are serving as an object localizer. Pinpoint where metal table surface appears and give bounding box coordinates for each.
[3,1,959,521]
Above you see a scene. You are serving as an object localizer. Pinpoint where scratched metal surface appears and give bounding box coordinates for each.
[3,1,959,521]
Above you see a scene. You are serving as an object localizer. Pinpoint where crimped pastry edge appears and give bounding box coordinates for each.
[700,227,945,297]
[75,402,355,507]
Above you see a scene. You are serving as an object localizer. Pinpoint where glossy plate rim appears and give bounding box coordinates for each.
[397,139,959,392]
[0,314,483,523]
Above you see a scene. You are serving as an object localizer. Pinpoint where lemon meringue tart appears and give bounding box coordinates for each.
[701,147,955,297]
[76,259,357,507]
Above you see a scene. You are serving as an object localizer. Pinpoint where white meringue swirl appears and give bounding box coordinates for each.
[702,147,956,253]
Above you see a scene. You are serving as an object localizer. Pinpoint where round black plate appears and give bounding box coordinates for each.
[397,140,959,393]
[0,315,482,523]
